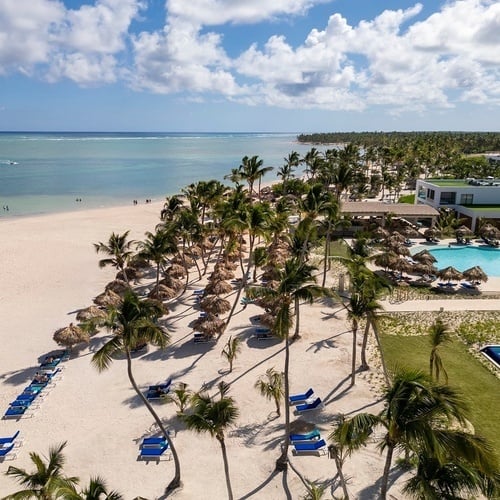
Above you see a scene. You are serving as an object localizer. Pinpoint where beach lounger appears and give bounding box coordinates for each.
[3,406,33,420]
[0,430,20,445]
[139,444,169,460]
[461,281,478,290]
[293,438,327,456]
[289,388,314,405]
[254,330,273,340]
[290,429,321,443]
[148,378,172,392]
[295,397,323,413]
[140,437,167,448]
[0,443,17,461]
[193,333,215,343]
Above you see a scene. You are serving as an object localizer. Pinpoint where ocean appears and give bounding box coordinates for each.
[0,132,319,218]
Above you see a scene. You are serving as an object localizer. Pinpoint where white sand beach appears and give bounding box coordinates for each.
[0,203,497,499]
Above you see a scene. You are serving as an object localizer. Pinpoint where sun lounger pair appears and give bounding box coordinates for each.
[3,405,34,420]
[289,388,314,405]
[193,333,215,343]
[0,430,20,445]
[294,397,323,414]
[290,429,321,443]
[292,438,327,456]
[139,440,170,460]
[461,281,478,290]
[254,328,273,340]
[146,380,172,401]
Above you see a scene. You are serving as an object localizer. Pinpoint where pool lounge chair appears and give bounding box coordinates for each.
[289,388,314,405]
[254,328,273,340]
[148,378,172,392]
[295,397,323,414]
[290,429,321,443]
[293,438,327,456]
[140,437,167,448]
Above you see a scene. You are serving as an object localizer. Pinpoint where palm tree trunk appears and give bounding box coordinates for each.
[351,320,358,386]
[125,351,181,493]
[332,448,349,499]
[275,329,290,471]
[359,319,370,371]
[292,296,301,341]
[380,444,394,500]
[322,230,329,287]
[217,435,234,500]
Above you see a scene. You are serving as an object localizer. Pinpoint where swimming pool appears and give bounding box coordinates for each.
[419,246,500,277]
[480,345,500,369]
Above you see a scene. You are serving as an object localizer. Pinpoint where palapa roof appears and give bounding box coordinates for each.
[341,202,439,217]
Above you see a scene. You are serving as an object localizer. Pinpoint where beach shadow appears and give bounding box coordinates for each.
[322,374,352,406]
[357,463,407,500]
[345,396,384,416]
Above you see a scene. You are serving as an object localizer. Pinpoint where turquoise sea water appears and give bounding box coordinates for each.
[0,132,319,218]
[425,246,500,277]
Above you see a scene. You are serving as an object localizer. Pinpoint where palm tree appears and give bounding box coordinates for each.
[238,155,273,201]
[429,318,452,383]
[4,442,79,499]
[91,291,181,494]
[163,382,193,415]
[136,228,177,298]
[254,367,284,416]
[94,231,136,285]
[247,257,327,471]
[221,336,241,373]
[72,476,123,500]
[338,367,496,500]
[182,382,239,500]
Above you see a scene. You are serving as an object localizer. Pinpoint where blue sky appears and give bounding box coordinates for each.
[0,0,498,132]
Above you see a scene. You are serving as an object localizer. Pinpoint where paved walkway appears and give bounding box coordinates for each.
[382,298,500,312]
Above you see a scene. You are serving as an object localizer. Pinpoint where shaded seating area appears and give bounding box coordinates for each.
[254,327,272,340]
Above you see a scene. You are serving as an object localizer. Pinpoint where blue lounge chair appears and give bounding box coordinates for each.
[293,438,327,456]
[148,379,172,392]
[295,397,323,413]
[290,429,321,443]
[0,430,20,445]
[3,406,32,419]
[289,388,314,405]
[139,444,169,460]
[0,443,17,461]
[140,437,167,448]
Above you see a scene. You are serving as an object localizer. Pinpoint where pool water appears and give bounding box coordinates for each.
[481,345,500,369]
[422,246,500,277]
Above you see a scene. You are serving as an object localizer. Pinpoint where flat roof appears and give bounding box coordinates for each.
[341,202,439,217]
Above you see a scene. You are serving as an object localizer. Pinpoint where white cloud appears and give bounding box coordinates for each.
[167,0,327,25]
[0,0,499,110]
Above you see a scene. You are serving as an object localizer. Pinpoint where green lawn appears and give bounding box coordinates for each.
[379,333,500,452]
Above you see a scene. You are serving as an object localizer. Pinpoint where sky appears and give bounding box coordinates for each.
[0,0,499,132]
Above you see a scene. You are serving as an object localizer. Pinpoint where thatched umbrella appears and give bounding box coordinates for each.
[53,323,90,348]
[413,263,438,277]
[196,317,225,336]
[401,227,420,239]
[200,296,231,315]
[94,290,122,307]
[210,267,235,281]
[161,275,184,291]
[149,284,177,300]
[205,280,233,296]
[128,256,150,270]
[259,312,277,329]
[387,241,411,257]
[164,263,185,278]
[372,226,389,240]
[437,266,464,283]
[172,254,196,268]
[455,225,473,237]
[105,279,129,296]
[388,231,406,243]
[218,259,238,271]
[289,420,316,434]
[116,267,143,281]
[76,305,106,322]
[374,251,399,271]
[424,227,440,240]
[413,249,437,264]
[186,245,203,257]
[463,266,488,284]
[389,257,413,276]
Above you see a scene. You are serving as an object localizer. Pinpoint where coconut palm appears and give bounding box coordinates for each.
[182,382,239,500]
[162,382,193,415]
[93,231,135,286]
[68,476,123,500]
[254,367,284,417]
[338,367,495,500]
[136,228,177,299]
[221,336,241,373]
[429,318,452,384]
[238,155,273,201]
[91,290,181,494]
[4,442,79,499]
